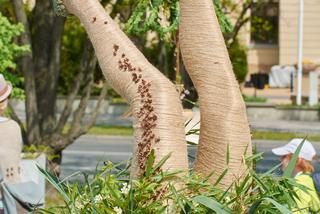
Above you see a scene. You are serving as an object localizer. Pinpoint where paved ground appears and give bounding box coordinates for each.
[60,135,320,181]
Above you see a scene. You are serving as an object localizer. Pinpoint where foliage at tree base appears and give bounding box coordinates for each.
[39,151,306,214]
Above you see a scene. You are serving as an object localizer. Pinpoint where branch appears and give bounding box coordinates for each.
[66,69,95,139]
[225,0,254,45]
[11,0,33,47]
[228,17,251,47]
[55,39,95,134]
[82,82,108,132]
[52,73,95,152]
[55,81,108,152]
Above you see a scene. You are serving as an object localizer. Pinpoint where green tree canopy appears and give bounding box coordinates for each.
[0,12,28,98]
[0,12,28,72]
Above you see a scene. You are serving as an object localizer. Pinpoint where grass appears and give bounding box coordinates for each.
[71,125,320,142]
[252,131,320,141]
[63,125,133,136]
[87,125,133,136]
[110,97,128,104]
[243,95,267,103]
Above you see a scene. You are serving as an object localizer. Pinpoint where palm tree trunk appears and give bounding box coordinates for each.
[61,0,188,177]
[179,0,252,187]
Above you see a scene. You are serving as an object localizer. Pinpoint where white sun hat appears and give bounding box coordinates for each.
[0,74,12,102]
[272,138,317,161]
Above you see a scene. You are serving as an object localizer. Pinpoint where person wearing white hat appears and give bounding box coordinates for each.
[0,74,24,213]
[272,138,320,213]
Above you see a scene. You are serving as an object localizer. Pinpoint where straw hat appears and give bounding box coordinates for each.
[0,74,12,102]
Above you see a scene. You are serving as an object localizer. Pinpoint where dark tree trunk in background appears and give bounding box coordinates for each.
[32,1,65,135]
[11,0,41,145]
[11,0,108,175]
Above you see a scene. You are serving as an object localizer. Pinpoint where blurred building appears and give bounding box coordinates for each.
[247,0,320,77]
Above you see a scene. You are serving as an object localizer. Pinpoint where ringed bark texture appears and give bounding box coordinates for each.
[62,0,188,177]
[179,0,252,187]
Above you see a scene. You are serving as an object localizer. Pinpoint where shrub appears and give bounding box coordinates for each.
[0,12,29,99]
[38,148,308,214]
[228,40,248,84]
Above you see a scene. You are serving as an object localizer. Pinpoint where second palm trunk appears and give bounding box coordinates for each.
[180,0,252,188]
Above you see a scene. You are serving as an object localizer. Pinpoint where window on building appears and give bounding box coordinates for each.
[250,1,279,45]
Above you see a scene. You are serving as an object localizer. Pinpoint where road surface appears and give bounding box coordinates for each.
[60,136,320,181]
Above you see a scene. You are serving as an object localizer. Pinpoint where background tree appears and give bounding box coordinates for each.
[0,12,27,99]
[0,0,109,174]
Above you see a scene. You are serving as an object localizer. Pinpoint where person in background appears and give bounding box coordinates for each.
[0,74,24,213]
[272,138,320,213]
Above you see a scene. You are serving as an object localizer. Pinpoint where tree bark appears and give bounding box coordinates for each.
[32,1,65,135]
[61,0,188,177]
[224,1,253,47]
[180,0,252,187]
[11,0,41,145]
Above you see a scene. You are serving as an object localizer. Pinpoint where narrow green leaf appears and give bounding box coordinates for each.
[249,197,292,214]
[193,195,231,214]
[36,165,70,202]
[226,144,230,165]
[283,138,306,177]
[153,152,171,172]
[264,198,292,214]
[203,170,215,183]
[248,199,263,214]
[170,184,186,214]
[251,171,269,192]
[129,183,134,214]
[218,184,233,202]
[214,168,228,186]
[146,149,155,177]
[261,163,282,177]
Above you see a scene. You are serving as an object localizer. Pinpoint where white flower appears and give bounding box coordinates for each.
[184,90,190,95]
[180,94,186,100]
[113,206,122,214]
[94,194,104,203]
[192,200,198,208]
[75,200,84,210]
[121,183,131,195]
[225,196,231,203]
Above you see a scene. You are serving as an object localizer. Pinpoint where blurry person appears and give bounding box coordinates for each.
[272,138,320,213]
[0,74,23,213]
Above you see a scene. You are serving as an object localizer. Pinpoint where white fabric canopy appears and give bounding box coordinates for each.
[269,65,296,88]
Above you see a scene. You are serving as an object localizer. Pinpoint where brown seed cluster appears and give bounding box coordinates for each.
[151,186,168,202]
[113,44,160,172]
[113,44,119,56]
